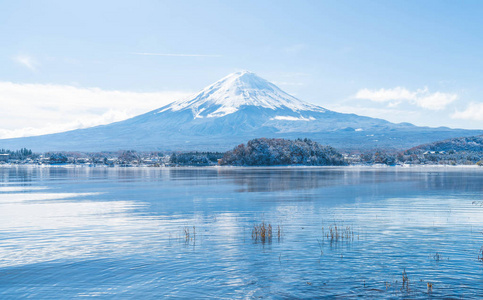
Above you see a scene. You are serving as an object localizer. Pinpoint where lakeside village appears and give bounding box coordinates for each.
[1,138,483,167]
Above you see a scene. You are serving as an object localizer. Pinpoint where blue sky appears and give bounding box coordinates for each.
[1,0,483,137]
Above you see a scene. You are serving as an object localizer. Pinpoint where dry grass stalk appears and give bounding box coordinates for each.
[252,222,273,243]
[183,226,196,243]
[401,269,409,292]
[324,223,354,242]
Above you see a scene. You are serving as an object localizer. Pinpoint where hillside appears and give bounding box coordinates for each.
[0,71,481,152]
[408,135,483,152]
[220,138,346,166]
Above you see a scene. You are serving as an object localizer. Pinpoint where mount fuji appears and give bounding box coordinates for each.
[1,71,482,152]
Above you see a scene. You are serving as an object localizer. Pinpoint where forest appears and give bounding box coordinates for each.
[1,136,483,167]
[219,138,347,166]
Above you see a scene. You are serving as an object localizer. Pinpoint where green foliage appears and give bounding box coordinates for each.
[47,152,68,164]
[118,150,139,163]
[0,148,34,160]
[220,138,347,166]
[170,152,224,166]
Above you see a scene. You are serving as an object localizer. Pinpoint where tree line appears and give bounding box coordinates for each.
[2,137,483,166]
[219,138,347,166]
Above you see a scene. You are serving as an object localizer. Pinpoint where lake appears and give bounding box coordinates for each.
[0,166,482,299]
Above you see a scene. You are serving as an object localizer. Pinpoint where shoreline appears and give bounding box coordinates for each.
[1,163,482,170]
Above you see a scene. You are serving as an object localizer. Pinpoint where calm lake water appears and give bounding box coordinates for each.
[0,166,483,299]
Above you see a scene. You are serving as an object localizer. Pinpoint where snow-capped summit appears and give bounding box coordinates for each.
[0,71,480,152]
[157,71,325,118]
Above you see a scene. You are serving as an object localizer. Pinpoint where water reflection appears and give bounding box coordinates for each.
[3,166,482,194]
[0,166,482,299]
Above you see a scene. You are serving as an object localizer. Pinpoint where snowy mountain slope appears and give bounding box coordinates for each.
[0,71,482,152]
[157,71,326,118]
[109,71,413,135]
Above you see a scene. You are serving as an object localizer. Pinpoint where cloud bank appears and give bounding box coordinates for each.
[355,87,458,110]
[452,102,483,121]
[0,82,191,139]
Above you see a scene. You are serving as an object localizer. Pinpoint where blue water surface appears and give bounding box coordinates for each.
[0,166,482,299]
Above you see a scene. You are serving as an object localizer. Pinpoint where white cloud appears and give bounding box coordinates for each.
[0,81,191,139]
[328,104,421,124]
[355,87,457,110]
[356,87,418,102]
[13,55,39,71]
[417,92,458,110]
[131,52,221,57]
[452,102,483,121]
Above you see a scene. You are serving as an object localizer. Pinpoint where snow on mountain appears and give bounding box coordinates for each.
[0,71,481,152]
[157,71,326,118]
[271,116,316,121]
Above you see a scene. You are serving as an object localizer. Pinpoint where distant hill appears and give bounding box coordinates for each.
[0,71,482,152]
[220,138,346,166]
[407,134,483,153]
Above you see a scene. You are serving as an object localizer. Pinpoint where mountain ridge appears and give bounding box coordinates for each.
[0,71,481,152]
[408,134,483,152]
